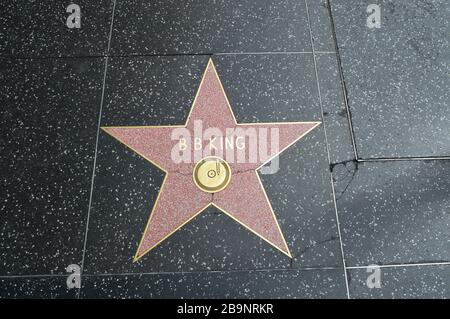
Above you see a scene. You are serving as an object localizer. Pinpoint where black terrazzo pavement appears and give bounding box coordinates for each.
[1,0,448,299]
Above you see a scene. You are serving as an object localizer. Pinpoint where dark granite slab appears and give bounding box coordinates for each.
[0,1,113,58]
[0,276,77,299]
[348,264,450,299]
[0,57,105,275]
[110,0,312,55]
[334,160,450,266]
[81,269,347,298]
[330,0,450,158]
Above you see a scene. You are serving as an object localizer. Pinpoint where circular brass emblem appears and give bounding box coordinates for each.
[193,156,231,193]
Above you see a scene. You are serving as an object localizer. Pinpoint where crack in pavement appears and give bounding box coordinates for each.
[330,159,359,201]
[289,236,341,268]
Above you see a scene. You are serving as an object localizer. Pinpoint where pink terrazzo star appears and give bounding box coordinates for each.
[102,59,320,260]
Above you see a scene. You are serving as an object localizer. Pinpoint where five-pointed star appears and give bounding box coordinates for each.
[102,59,320,261]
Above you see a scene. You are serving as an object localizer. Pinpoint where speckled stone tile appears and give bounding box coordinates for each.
[83,55,342,273]
[334,160,450,266]
[80,269,347,298]
[101,55,321,126]
[110,0,312,55]
[214,54,320,121]
[307,0,335,52]
[101,56,208,126]
[348,265,450,299]
[0,58,105,275]
[316,53,355,164]
[0,1,113,58]
[0,276,77,299]
[330,0,450,158]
